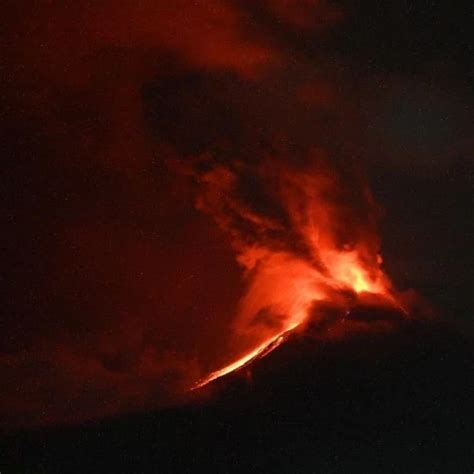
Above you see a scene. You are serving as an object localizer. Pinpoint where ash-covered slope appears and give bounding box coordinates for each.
[1,316,473,474]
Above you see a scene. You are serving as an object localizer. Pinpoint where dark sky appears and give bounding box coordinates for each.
[1,0,472,428]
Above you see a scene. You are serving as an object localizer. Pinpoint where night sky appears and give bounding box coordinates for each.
[1,1,473,467]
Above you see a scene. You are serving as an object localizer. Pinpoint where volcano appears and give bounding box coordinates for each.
[2,308,472,474]
[1,1,472,472]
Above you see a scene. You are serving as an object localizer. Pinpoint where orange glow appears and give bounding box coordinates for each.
[192,158,403,389]
[193,329,293,389]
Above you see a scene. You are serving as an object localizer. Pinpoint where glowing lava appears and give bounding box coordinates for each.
[192,252,394,389]
[193,327,295,389]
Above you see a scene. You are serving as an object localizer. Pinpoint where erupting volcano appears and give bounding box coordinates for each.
[187,155,408,390]
[2,1,472,471]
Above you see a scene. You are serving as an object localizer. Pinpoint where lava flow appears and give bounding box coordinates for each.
[190,156,404,390]
[193,327,296,389]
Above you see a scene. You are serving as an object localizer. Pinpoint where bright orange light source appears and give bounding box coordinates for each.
[191,159,403,389]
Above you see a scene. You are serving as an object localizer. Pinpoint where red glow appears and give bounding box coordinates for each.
[192,158,403,389]
[193,330,292,389]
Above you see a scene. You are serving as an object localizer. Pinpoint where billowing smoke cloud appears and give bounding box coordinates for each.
[179,147,410,390]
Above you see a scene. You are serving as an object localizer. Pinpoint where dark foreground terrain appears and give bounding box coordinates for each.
[1,317,473,474]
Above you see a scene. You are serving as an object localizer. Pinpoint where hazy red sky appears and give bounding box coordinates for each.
[1,0,472,429]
